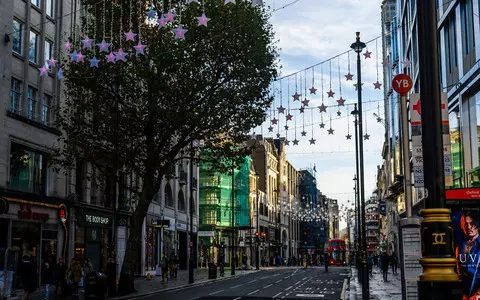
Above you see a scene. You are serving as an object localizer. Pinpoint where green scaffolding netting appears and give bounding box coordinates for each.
[199,156,251,228]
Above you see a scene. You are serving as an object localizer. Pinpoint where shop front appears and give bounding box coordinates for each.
[144,216,171,274]
[0,198,64,292]
[74,208,113,272]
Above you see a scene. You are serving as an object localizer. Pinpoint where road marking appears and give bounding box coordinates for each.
[285,286,293,291]
[233,297,242,300]
[248,279,256,283]
[264,284,273,289]
[248,289,260,295]
[275,279,282,283]
[295,280,302,285]
[261,276,269,279]
[208,289,224,295]
[296,294,325,298]
[230,284,244,289]
[272,273,281,277]
[272,292,282,298]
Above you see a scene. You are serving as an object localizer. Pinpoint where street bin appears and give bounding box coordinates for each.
[85,272,107,300]
[208,263,217,279]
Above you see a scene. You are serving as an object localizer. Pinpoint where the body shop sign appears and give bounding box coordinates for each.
[76,209,112,228]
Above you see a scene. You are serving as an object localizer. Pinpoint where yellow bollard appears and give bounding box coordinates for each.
[146,273,152,280]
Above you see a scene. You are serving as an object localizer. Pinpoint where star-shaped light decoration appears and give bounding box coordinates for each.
[57,68,63,80]
[224,0,236,4]
[157,15,168,28]
[319,123,325,128]
[76,51,85,63]
[403,58,410,68]
[271,118,278,125]
[286,113,293,121]
[268,126,274,132]
[336,97,346,106]
[69,50,78,62]
[266,102,272,108]
[165,10,176,22]
[301,130,307,136]
[89,56,100,68]
[146,8,157,19]
[345,73,354,81]
[285,139,290,146]
[172,24,188,40]
[364,133,370,140]
[353,83,364,91]
[134,41,146,55]
[318,103,327,113]
[292,92,300,101]
[309,86,317,94]
[125,30,137,42]
[114,48,127,62]
[302,98,309,107]
[197,12,211,27]
[64,41,72,51]
[299,106,305,113]
[97,40,111,53]
[278,106,285,114]
[363,50,372,59]
[106,52,116,63]
[376,116,383,123]
[47,57,56,67]
[276,133,280,138]
[337,111,341,116]
[309,138,316,145]
[373,81,382,89]
[346,134,352,140]
[81,35,93,49]
[284,125,289,130]
[384,59,391,68]
[327,90,335,97]
[187,0,200,3]
[328,128,334,135]
[38,64,49,77]
[292,139,299,145]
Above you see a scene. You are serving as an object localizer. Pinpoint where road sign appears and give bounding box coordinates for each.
[392,74,413,95]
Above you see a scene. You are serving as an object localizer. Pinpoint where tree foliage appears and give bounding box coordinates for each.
[56,0,277,293]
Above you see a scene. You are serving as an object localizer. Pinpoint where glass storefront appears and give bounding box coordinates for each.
[449,106,464,188]
[145,227,157,271]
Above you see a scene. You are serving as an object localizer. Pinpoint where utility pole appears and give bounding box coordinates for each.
[231,166,236,276]
[416,0,461,298]
[188,141,195,284]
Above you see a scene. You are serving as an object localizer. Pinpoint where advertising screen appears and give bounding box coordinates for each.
[451,208,480,299]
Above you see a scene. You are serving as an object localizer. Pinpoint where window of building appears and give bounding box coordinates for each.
[178,190,185,211]
[46,0,54,17]
[31,0,41,7]
[12,20,23,54]
[165,183,173,207]
[27,86,37,120]
[449,106,464,188]
[44,40,53,65]
[9,142,47,194]
[41,93,51,124]
[444,14,457,73]
[29,31,39,63]
[10,78,22,113]
[460,0,474,56]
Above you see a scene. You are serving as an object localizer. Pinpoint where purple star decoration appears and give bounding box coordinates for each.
[38,64,49,77]
[47,57,56,67]
[157,16,168,28]
[146,8,157,19]
[69,50,78,62]
[114,48,127,62]
[106,52,116,63]
[197,12,211,27]
[81,35,93,49]
[57,69,63,80]
[172,25,188,40]
[133,41,146,55]
[97,40,111,53]
[165,10,176,22]
[89,56,100,68]
[64,41,72,51]
[124,30,137,42]
[76,52,85,63]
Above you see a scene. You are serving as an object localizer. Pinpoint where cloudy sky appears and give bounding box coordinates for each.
[257,0,385,226]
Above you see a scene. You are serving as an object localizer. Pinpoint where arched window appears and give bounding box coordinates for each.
[165,183,173,207]
[178,190,185,211]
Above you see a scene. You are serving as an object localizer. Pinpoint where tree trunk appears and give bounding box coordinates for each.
[117,188,152,295]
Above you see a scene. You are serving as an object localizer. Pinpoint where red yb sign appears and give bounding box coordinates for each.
[392,74,413,95]
[18,204,49,221]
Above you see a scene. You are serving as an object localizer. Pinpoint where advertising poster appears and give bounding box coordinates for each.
[452,208,480,300]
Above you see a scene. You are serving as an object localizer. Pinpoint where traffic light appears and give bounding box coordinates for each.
[255,232,259,237]
[303,231,307,236]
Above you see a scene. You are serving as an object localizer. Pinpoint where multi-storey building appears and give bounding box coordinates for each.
[365,196,380,255]
[286,161,300,259]
[327,198,339,239]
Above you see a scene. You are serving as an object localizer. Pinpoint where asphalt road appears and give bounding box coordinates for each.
[142,266,349,300]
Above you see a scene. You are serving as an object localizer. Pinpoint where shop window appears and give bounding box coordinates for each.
[12,221,40,287]
[9,142,47,194]
[449,107,464,188]
[178,190,185,211]
[165,183,173,207]
[145,227,156,271]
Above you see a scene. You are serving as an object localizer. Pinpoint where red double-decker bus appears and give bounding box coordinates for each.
[327,239,347,265]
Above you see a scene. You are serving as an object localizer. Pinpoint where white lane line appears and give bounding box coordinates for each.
[295,280,302,285]
[272,273,281,277]
[272,292,282,298]
[208,289,224,295]
[264,284,273,289]
[285,286,293,291]
[248,279,256,283]
[233,297,242,300]
[261,276,269,279]
[275,279,282,283]
[230,284,244,289]
[248,289,260,295]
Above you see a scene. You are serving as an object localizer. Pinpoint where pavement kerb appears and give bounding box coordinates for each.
[112,270,262,300]
[340,278,348,300]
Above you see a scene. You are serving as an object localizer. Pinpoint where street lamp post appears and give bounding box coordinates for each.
[255,172,260,270]
[231,165,236,276]
[415,1,461,298]
[351,32,369,300]
[188,142,195,284]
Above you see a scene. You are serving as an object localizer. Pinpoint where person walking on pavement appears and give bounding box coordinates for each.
[55,257,66,298]
[390,252,398,275]
[367,255,374,276]
[324,253,329,273]
[20,255,36,300]
[160,255,169,283]
[381,252,389,282]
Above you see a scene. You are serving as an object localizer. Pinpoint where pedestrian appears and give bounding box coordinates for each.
[373,255,378,267]
[20,255,36,300]
[65,257,83,296]
[160,255,168,283]
[381,252,389,282]
[55,257,66,298]
[324,253,329,273]
[367,255,373,275]
[390,252,398,275]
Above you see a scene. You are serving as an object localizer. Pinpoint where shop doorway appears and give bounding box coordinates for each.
[40,229,58,285]
[178,231,187,270]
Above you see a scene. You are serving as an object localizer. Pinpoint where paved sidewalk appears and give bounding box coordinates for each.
[348,266,402,300]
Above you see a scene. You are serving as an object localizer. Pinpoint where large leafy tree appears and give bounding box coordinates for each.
[56,0,277,293]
